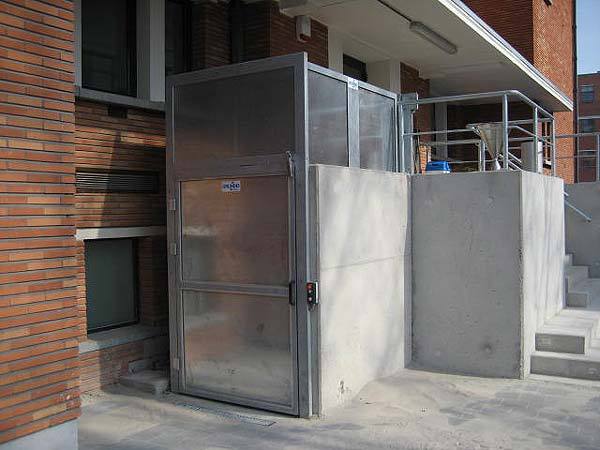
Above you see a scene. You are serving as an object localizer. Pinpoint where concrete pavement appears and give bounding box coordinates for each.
[79,369,600,450]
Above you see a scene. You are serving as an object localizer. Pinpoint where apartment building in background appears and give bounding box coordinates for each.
[0,0,575,448]
[577,71,600,181]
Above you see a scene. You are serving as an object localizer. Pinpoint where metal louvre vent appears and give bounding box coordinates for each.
[76,170,159,193]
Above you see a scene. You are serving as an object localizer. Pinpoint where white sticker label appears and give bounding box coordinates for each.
[221,180,241,192]
[348,78,359,90]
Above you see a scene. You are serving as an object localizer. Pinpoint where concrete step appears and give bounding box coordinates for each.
[531,350,600,381]
[567,291,589,308]
[120,370,169,395]
[564,253,573,267]
[535,330,587,354]
[565,266,590,290]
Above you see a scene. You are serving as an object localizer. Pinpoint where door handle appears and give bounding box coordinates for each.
[288,281,295,305]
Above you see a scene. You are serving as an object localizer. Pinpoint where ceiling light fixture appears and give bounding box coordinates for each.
[409,21,458,55]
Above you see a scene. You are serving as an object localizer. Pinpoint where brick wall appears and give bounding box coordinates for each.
[400,63,431,171]
[191,0,230,70]
[0,0,80,444]
[137,236,168,327]
[74,100,166,228]
[464,0,575,182]
[576,73,600,182]
[190,0,328,69]
[463,0,534,61]
[267,2,328,66]
[74,100,168,391]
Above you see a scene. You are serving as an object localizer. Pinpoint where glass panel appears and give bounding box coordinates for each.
[183,291,292,406]
[359,89,395,171]
[165,0,188,76]
[85,239,137,331]
[173,68,294,166]
[308,71,349,166]
[181,176,289,285]
[82,0,136,96]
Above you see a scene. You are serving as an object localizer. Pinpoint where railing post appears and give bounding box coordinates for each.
[502,94,509,169]
[596,134,600,182]
[478,141,485,172]
[532,106,538,172]
[551,117,556,176]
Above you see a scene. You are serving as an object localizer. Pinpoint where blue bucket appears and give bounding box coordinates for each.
[425,161,451,174]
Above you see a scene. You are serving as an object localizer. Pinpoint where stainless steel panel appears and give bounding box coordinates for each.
[173,68,294,169]
[181,176,289,285]
[359,88,395,171]
[183,290,293,407]
[308,71,349,166]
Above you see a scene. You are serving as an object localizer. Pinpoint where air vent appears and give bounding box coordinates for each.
[76,170,159,193]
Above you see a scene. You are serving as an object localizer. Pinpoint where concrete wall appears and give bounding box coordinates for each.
[565,182,600,277]
[310,166,410,414]
[2,420,77,450]
[412,171,564,378]
[521,172,565,374]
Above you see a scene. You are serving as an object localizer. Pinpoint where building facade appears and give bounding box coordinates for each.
[577,72,600,182]
[0,0,575,447]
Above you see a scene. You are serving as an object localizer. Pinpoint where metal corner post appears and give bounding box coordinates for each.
[532,106,538,172]
[294,53,314,418]
[596,134,600,182]
[502,94,509,169]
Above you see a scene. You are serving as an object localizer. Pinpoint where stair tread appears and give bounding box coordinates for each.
[537,326,588,337]
[531,350,600,362]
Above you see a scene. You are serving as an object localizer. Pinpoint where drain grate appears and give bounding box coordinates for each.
[173,401,276,427]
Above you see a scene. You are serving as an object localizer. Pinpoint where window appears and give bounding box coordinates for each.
[166,0,191,76]
[581,119,596,133]
[85,239,138,332]
[581,85,595,103]
[82,0,137,96]
[343,54,368,82]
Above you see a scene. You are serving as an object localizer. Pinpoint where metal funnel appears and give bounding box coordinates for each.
[468,123,506,170]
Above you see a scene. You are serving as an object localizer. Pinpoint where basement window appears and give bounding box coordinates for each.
[85,238,138,332]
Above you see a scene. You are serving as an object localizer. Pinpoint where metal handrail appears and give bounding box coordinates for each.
[564,195,592,223]
[400,89,555,175]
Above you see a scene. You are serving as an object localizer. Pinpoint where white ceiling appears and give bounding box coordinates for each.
[280,0,573,112]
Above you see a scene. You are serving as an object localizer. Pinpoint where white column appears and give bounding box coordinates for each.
[137,0,165,102]
[327,29,344,73]
[434,102,447,160]
[74,0,82,86]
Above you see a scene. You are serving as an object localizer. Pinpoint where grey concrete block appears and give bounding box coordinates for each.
[128,358,152,374]
[567,291,589,308]
[120,370,169,395]
[311,166,410,414]
[565,182,600,278]
[535,333,586,354]
[412,171,565,379]
[531,352,600,380]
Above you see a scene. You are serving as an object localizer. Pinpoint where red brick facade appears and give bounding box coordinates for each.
[191,0,327,70]
[464,0,576,182]
[0,0,80,443]
[577,73,600,182]
[73,100,168,392]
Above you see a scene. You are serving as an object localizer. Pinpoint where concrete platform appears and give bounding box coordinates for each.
[79,369,600,450]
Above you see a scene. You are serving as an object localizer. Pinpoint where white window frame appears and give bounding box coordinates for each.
[74,0,166,110]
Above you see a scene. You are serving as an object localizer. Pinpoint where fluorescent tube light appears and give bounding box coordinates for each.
[409,21,458,55]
